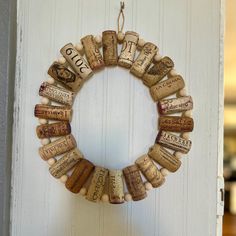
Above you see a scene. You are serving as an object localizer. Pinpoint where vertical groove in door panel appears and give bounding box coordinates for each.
[183,0,191,235]
[160,0,190,235]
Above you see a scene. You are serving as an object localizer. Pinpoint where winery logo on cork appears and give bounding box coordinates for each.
[34,1,194,204]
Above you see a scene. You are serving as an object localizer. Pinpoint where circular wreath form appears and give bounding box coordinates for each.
[34,30,194,204]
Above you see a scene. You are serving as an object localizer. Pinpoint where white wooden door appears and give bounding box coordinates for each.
[11,0,224,235]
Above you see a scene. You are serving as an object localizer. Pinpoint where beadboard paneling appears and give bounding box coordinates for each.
[11,0,223,235]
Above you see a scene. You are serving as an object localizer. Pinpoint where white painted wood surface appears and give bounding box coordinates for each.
[11,0,223,235]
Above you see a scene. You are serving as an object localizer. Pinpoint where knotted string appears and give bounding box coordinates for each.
[117,1,125,33]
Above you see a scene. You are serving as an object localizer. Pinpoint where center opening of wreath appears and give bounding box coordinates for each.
[71,67,157,170]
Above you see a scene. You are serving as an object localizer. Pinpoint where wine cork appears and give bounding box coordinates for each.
[130,42,158,78]
[123,165,147,201]
[36,121,71,139]
[158,96,193,115]
[39,134,77,160]
[60,43,93,80]
[143,57,174,87]
[39,82,74,106]
[49,148,83,178]
[34,104,72,121]
[148,144,181,172]
[65,159,95,193]
[150,75,185,101]
[81,35,104,70]
[86,166,108,202]
[102,30,118,66]
[159,116,194,132]
[48,62,83,91]
[109,170,125,204]
[135,155,165,188]
[156,130,192,154]
[118,31,139,68]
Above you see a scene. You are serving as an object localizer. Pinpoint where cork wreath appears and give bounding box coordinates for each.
[34,30,194,204]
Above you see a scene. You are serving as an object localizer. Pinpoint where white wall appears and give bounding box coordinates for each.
[11,0,223,235]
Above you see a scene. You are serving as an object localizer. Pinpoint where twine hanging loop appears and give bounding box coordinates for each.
[117,1,125,33]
